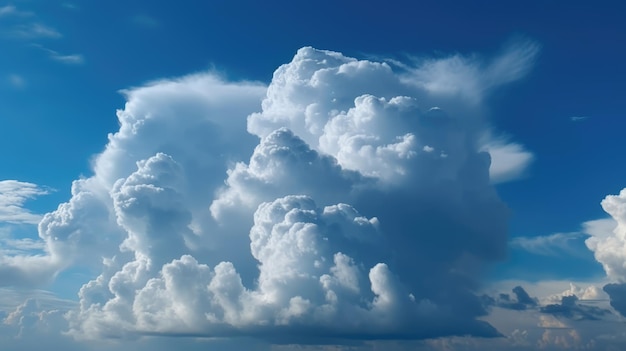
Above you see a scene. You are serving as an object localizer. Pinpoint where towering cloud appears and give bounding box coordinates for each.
[3,42,538,345]
[585,190,626,317]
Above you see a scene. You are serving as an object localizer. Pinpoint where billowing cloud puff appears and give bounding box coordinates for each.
[585,190,626,282]
[0,73,267,287]
[583,189,626,318]
[4,43,539,344]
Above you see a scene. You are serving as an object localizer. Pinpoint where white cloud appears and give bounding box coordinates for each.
[51,53,84,65]
[402,38,539,104]
[31,44,84,65]
[3,42,540,346]
[582,190,626,320]
[481,136,534,183]
[0,180,49,224]
[511,232,589,257]
[584,191,626,282]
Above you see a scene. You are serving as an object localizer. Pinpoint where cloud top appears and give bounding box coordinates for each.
[4,42,539,344]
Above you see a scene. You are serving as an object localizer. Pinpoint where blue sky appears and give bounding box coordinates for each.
[2,1,626,350]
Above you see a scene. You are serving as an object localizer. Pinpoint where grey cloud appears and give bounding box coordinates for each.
[485,286,537,311]
[540,294,610,321]
[603,283,626,317]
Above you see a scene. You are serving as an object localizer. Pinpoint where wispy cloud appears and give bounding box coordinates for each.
[32,44,84,65]
[62,3,79,11]
[0,180,50,225]
[510,232,589,257]
[0,5,33,18]
[51,52,84,64]
[0,5,17,16]
[571,116,589,122]
[7,74,26,89]
[10,23,62,39]
[0,237,46,255]
[132,14,159,29]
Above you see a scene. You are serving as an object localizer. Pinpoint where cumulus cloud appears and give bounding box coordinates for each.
[585,191,626,282]
[521,187,626,323]
[5,42,539,345]
[476,281,623,351]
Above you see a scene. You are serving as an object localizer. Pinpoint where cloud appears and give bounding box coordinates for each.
[0,5,16,17]
[540,294,610,321]
[486,286,538,311]
[7,74,26,89]
[10,23,61,39]
[0,180,49,224]
[584,190,626,281]
[511,232,589,257]
[5,42,539,345]
[0,5,32,18]
[62,3,78,11]
[132,14,159,29]
[477,281,622,351]
[484,282,613,323]
[401,38,540,104]
[480,136,534,183]
[31,44,84,65]
[570,116,588,122]
[602,283,626,317]
[51,53,84,64]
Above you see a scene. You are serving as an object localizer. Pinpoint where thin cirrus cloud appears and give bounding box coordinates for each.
[10,23,62,39]
[1,5,84,65]
[0,5,33,18]
[400,39,540,105]
[570,116,589,122]
[30,44,84,65]
[510,232,590,257]
[2,40,540,348]
[132,14,160,29]
[0,180,49,225]
[7,74,26,89]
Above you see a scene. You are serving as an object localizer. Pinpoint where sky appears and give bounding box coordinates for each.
[1,1,626,350]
